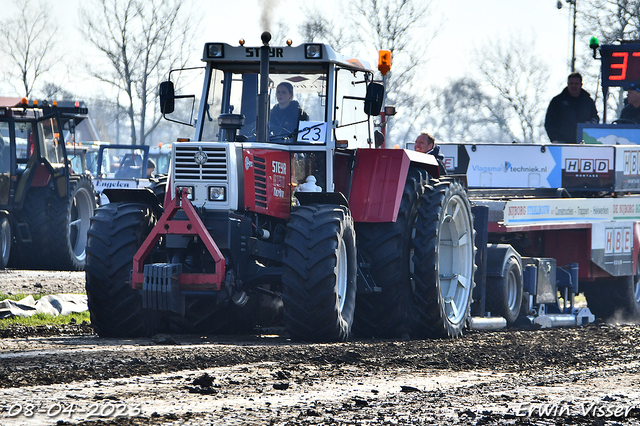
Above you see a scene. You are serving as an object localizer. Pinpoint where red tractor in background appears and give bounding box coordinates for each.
[85,32,476,341]
[0,98,95,271]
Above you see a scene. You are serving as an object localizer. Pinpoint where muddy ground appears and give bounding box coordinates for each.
[1,270,640,425]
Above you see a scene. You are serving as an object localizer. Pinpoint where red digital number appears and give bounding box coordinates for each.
[608,51,640,81]
[610,51,628,81]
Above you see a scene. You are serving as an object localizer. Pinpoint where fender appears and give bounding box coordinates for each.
[295,191,348,207]
[103,188,164,217]
[349,148,440,222]
[486,244,522,278]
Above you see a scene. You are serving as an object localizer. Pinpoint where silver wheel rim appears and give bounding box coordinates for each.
[70,185,94,262]
[409,218,417,292]
[635,270,640,305]
[336,237,348,313]
[438,193,474,324]
[506,268,519,312]
[0,218,9,264]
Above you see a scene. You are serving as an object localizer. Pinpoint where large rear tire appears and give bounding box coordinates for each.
[12,175,95,270]
[412,180,476,338]
[485,256,523,323]
[0,215,10,269]
[352,169,425,338]
[282,204,357,342]
[15,187,51,269]
[49,175,95,271]
[85,202,163,337]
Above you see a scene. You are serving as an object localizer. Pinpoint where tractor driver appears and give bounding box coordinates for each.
[147,159,156,178]
[269,82,309,141]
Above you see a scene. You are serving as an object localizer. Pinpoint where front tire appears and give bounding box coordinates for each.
[85,202,162,337]
[282,204,357,342]
[412,180,476,338]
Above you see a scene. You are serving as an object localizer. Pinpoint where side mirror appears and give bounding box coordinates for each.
[159,81,175,114]
[364,83,384,116]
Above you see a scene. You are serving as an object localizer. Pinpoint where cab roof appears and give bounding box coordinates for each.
[201,42,374,73]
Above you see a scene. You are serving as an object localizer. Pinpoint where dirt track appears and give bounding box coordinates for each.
[2,270,640,425]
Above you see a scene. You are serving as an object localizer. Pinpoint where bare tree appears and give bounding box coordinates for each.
[0,0,59,97]
[299,7,351,50]
[348,0,440,147]
[581,0,640,43]
[424,78,514,143]
[41,83,74,101]
[80,0,197,145]
[476,38,551,143]
[298,0,438,147]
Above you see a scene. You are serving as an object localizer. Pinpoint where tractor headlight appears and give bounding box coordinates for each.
[177,186,194,200]
[206,43,224,58]
[208,186,226,201]
[305,44,322,59]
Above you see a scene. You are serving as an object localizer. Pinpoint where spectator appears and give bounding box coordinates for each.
[545,72,599,143]
[414,132,446,175]
[619,84,640,124]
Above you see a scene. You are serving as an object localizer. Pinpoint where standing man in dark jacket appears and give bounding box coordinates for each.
[619,84,640,124]
[545,72,599,143]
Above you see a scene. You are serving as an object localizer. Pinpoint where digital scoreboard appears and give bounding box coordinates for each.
[601,43,640,87]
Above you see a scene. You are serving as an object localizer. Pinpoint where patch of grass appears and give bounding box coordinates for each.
[0,311,91,328]
[0,293,47,302]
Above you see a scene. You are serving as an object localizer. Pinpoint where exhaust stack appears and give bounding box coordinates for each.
[256,31,271,142]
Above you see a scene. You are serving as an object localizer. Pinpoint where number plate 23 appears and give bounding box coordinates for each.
[297,121,327,143]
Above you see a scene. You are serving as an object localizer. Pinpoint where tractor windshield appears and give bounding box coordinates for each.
[201,69,327,144]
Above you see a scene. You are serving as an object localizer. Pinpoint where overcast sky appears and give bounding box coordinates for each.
[0,0,589,99]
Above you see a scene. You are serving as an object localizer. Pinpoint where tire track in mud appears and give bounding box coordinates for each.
[1,323,640,424]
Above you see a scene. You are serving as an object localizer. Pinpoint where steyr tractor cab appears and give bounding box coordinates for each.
[85,32,473,342]
[0,98,95,270]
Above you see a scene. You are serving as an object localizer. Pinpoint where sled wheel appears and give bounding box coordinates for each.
[486,256,523,323]
[583,269,640,322]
